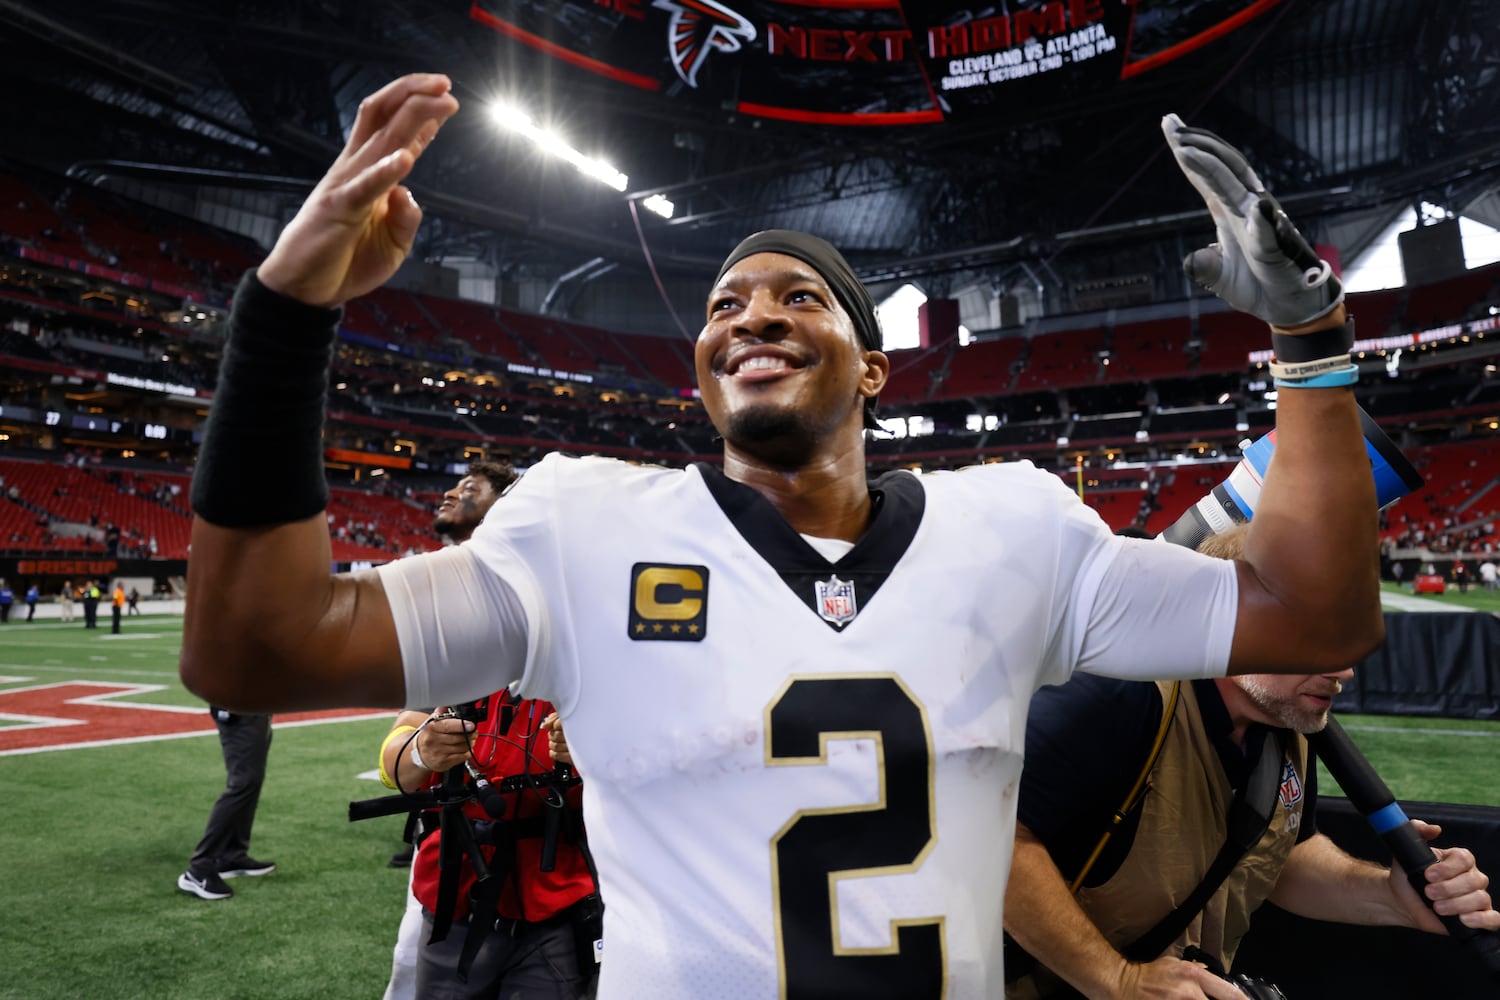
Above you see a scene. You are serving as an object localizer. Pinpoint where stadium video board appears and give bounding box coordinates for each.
[469,0,1285,125]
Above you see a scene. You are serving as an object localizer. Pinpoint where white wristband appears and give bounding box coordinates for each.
[410,738,430,771]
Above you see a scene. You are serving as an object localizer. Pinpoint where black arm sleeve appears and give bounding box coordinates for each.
[190,270,342,527]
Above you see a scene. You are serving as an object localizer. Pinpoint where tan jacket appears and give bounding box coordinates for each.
[1011,680,1309,998]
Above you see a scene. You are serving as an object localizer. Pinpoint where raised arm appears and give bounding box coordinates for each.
[1162,115,1382,675]
[180,74,460,712]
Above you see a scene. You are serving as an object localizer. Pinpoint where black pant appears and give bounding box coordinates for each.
[82,600,98,627]
[189,712,273,875]
[111,605,122,633]
[26,602,36,621]
[414,908,595,1000]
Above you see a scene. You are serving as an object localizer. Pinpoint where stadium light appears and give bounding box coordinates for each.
[642,194,675,219]
[490,101,627,192]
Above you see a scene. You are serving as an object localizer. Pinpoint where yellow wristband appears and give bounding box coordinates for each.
[378,725,419,790]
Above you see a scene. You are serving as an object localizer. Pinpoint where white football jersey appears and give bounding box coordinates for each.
[383,454,1237,999]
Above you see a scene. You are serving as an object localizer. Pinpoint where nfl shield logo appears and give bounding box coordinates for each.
[815,574,858,627]
[1278,761,1303,808]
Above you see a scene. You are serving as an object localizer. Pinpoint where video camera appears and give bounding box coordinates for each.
[435,696,490,725]
[347,695,579,825]
[1182,947,1289,999]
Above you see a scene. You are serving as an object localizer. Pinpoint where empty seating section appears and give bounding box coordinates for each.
[0,455,474,563]
[568,321,651,380]
[174,229,257,285]
[0,457,191,556]
[365,288,447,349]
[620,334,696,389]
[1014,327,1105,391]
[1349,288,1401,337]
[62,191,196,289]
[419,296,513,359]
[1080,487,1146,533]
[1381,439,1500,549]
[0,173,69,248]
[0,170,263,295]
[3,166,1500,571]
[942,338,1024,398]
[1404,267,1498,329]
[1143,468,1227,537]
[509,313,652,382]
[326,487,439,561]
[6,163,1497,397]
[498,311,579,372]
[883,344,955,404]
[340,297,389,340]
[1196,310,1265,373]
[1105,317,1192,382]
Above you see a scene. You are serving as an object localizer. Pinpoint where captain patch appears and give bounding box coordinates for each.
[629,563,709,641]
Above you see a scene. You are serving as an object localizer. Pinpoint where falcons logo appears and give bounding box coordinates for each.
[652,0,756,89]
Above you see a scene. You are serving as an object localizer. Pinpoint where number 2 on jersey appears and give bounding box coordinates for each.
[766,675,944,1000]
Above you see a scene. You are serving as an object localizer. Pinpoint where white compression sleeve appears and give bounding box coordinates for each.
[375,545,530,709]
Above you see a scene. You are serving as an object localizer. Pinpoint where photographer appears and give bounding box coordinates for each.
[1003,527,1498,1000]
[378,692,599,1000]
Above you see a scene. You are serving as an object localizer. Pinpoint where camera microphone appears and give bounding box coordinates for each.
[464,761,507,819]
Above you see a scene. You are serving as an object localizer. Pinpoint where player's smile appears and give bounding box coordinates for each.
[717,344,808,382]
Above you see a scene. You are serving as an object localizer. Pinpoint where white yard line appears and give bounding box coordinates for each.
[1380,591,1479,612]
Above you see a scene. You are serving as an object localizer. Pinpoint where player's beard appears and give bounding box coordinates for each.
[1233,676,1333,735]
[719,403,818,465]
[433,497,478,538]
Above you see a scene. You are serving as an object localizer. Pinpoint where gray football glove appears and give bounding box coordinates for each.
[1162,113,1342,328]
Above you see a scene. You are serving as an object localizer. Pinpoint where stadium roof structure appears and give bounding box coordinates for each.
[4,0,1500,307]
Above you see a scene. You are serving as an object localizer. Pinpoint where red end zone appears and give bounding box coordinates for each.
[0,680,390,754]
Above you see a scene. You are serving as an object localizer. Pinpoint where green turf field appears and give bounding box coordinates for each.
[0,618,405,1000]
[1380,579,1500,613]
[0,615,1496,998]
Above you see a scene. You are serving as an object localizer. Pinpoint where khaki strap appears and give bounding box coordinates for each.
[1068,680,1180,893]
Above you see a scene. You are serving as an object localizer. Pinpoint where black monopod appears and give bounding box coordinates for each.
[1308,716,1500,979]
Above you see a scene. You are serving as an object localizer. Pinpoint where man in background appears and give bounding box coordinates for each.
[431,461,513,546]
[389,459,516,868]
[1004,526,1498,999]
[177,706,276,901]
[81,579,100,629]
[111,581,126,634]
[379,460,601,1000]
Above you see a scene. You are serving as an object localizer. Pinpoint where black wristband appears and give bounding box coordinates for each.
[1270,316,1355,363]
[190,269,342,527]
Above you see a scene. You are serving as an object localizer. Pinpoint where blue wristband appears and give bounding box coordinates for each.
[1274,364,1359,389]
